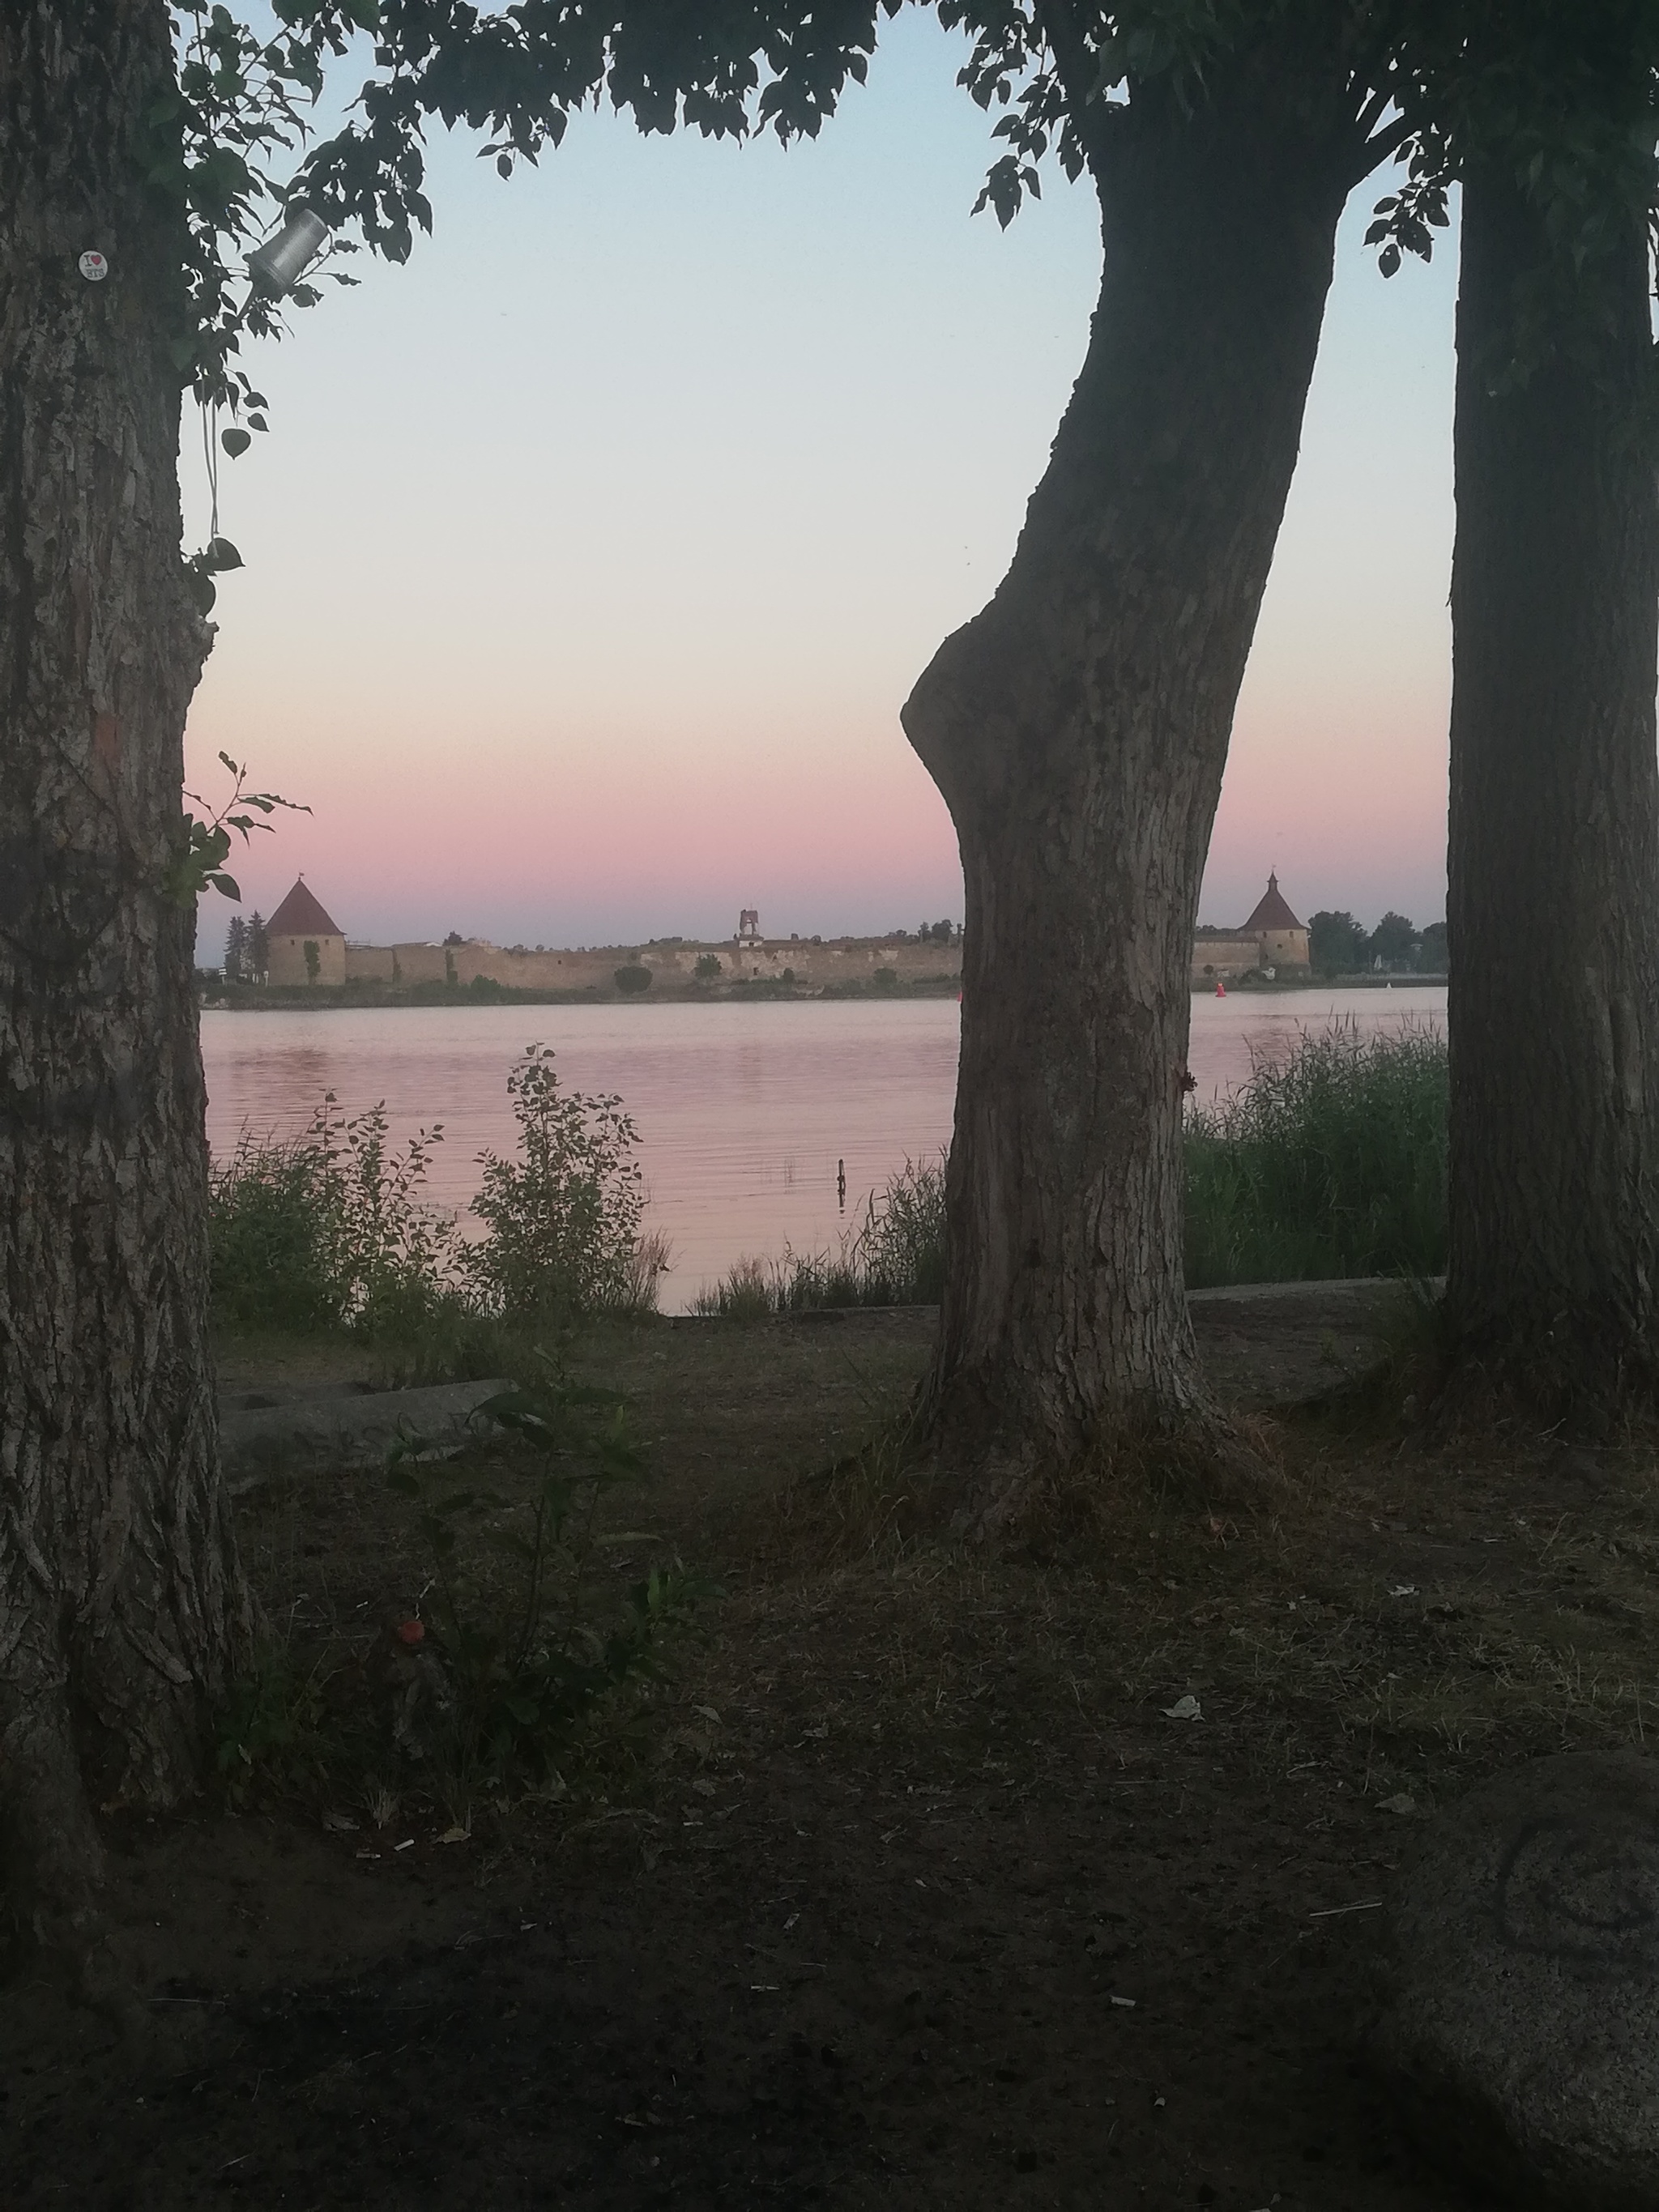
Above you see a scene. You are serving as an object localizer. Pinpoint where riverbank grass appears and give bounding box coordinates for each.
[1184,1021,1448,1288]
[693,1024,1449,1314]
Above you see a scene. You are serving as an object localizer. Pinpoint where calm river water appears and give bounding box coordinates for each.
[201,987,1446,1312]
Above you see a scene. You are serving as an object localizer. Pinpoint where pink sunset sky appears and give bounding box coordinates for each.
[185,11,1456,958]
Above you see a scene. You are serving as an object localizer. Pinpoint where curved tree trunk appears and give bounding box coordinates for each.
[902,90,1356,1523]
[1444,172,1659,1413]
[0,3,249,1965]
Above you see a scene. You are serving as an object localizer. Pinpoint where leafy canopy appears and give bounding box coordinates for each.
[163,0,1659,473]
[167,1,1420,437]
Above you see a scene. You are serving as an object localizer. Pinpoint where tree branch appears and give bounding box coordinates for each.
[1355,109,1416,184]
[1030,0,1110,168]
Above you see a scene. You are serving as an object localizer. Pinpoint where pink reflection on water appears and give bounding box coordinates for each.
[201,987,1445,1311]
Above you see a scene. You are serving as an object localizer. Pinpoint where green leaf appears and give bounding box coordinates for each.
[221,426,252,458]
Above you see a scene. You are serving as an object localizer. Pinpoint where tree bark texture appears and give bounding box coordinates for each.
[0,3,249,1946]
[1445,172,1659,1405]
[902,90,1357,1515]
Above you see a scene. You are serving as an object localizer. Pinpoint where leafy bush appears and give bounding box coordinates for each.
[209,1097,458,1335]
[209,1133,340,1332]
[215,1363,715,1822]
[693,953,723,981]
[614,964,652,994]
[1184,1022,1448,1287]
[463,1045,651,1319]
[216,1637,339,1810]
[872,966,898,993]
[387,1362,715,1817]
[212,1051,666,1341]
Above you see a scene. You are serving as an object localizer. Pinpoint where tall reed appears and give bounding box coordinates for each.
[693,1025,1449,1314]
[1183,1021,1448,1288]
[692,1155,946,1315]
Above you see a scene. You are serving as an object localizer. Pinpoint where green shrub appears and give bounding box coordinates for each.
[614,964,652,995]
[463,1045,652,1319]
[1183,1021,1448,1287]
[212,1054,667,1344]
[215,1362,715,1822]
[872,966,898,993]
[386,1362,715,1818]
[215,1639,338,1809]
[693,953,723,981]
[209,1097,458,1336]
[209,1132,342,1332]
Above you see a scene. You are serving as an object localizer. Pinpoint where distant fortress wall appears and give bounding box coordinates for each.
[343,936,962,992]
[340,925,1310,992]
[323,876,1310,995]
[1191,927,1310,982]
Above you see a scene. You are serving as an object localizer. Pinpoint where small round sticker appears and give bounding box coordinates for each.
[78,250,109,282]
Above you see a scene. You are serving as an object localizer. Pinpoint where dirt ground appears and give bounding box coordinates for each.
[10,1289,1659,2210]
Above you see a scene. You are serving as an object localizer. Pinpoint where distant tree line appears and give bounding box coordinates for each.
[1308,910,1448,976]
[222,911,269,986]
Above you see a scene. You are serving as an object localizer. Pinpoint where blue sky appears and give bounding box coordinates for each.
[186,7,1458,955]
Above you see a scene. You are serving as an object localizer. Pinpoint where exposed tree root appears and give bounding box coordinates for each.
[1311,1283,1659,1456]
[920,1396,1285,1554]
[1420,1338,1659,1452]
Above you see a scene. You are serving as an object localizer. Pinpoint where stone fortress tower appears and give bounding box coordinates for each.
[1190,872,1311,982]
[265,877,348,986]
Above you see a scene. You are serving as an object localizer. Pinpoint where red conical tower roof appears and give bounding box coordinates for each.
[266,877,343,936]
[1241,872,1303,933]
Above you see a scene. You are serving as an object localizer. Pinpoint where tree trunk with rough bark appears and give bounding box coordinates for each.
[902,89,1358,1524]
[1,2,249,1968]
[1444,170,1659,1413]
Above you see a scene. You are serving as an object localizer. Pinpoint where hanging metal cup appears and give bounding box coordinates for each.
[246,207,331,296]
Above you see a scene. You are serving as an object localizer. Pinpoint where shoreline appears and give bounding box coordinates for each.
[198,973,1446,1012]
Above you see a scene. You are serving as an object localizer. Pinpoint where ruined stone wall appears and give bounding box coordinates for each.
[343,936,963,992]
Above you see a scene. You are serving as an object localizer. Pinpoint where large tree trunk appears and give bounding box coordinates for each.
[1444,171,1659,1415]
[902,90,1356,1523]
[0,3,249,1969]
